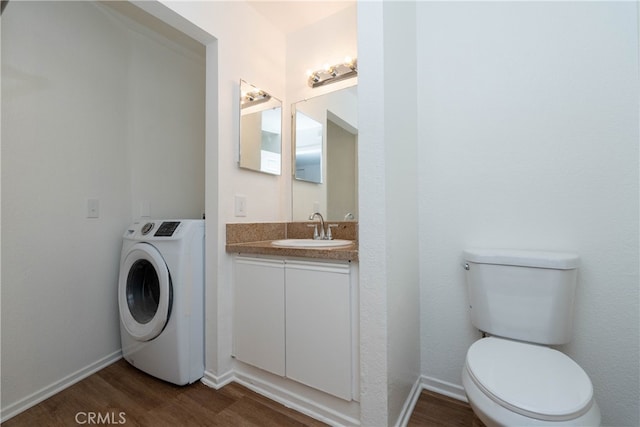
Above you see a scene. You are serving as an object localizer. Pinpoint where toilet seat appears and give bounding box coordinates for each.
[465,337,594,422]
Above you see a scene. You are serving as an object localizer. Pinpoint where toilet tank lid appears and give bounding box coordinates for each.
[463,248,579,269]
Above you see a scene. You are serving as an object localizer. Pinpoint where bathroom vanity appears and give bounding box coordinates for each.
[226,222,360,422]
[232,255,358,401]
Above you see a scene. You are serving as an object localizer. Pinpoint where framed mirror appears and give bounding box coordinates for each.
[239,80,282,175]
[292,85,358,221]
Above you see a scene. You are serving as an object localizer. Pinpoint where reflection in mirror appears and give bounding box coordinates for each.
[239,80,282,175]
[292,85,358,222]
[294,111,323,183]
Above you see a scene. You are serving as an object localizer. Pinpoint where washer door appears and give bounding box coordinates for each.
[118,243,172,341]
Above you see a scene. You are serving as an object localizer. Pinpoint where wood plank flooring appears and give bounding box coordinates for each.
[2,359,484,426]
[407,390,485,427]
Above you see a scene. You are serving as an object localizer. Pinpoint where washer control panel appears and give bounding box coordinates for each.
[125,220,189,239]
[154,221,181,237]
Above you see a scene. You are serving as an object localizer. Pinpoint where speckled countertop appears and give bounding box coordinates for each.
[225,222,358,261]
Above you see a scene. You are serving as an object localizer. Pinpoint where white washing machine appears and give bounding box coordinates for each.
[118,219,204,385]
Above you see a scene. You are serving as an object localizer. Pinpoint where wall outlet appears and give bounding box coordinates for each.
[235,195,247,217]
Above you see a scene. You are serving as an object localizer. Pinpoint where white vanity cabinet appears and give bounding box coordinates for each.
[232,257,285,376]
[232,255,358,401]
[285,260,352,400]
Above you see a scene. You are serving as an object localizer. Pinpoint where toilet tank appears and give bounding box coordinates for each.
[463,249,579,345]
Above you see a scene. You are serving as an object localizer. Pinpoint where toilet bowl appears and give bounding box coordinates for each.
[462,338,601,427]
[461,249,601,426]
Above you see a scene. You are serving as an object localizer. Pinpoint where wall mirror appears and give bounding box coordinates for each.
[239,79,282,175]
[292,85,358,222]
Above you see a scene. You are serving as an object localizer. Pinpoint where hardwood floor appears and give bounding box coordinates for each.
[407,390,485,427]
[2,360,483,426]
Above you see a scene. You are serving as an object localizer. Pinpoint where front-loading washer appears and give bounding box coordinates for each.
[118,219,204,385]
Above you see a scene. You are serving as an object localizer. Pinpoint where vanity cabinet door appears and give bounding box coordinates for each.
[233,256,285,376]
[285,260,352,400]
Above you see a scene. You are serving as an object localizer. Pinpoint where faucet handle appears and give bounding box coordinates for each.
[307,224,319,239]
[326,224,339,240]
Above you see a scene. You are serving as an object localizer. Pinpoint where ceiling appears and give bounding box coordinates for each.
[246,1,354,34]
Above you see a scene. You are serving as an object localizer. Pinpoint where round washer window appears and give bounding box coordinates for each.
[126,259,160,324]
[118,243,172,342]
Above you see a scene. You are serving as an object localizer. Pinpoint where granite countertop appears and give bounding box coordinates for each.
[225,240,358,261]
[225,222,358,262]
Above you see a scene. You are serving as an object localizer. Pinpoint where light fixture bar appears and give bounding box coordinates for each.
[308,58,358,88]
[241,90,271,108]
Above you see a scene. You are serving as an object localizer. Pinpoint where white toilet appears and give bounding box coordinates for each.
[461,249,601,427]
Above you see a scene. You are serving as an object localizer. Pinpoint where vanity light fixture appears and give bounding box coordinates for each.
[241,89,271,109]
[307,57,357,88]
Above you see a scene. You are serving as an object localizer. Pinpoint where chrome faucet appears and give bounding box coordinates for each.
[308,212,325,240]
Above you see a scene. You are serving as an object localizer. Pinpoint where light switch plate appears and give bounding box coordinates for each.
[140,200,150,218]
[87,199,99,218]
[235,195,247,217]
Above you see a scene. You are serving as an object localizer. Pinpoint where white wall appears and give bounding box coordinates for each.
[358,2,422,425]
[416,2,639,426]
[357,3,389,423]
[382,3,421,425]
[286,5,358,113]
[1,1,204,419]
[125,10,205,220]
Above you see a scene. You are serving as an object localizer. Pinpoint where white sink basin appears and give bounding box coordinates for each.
[271,239,353,248]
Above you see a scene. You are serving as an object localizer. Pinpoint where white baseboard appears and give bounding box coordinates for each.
[394,377,423,427]
[421,375,468,402]
[200,368,234,390]
[233,371,360,427]
[393,375,468,427]
[202,369,467,427]
[201,367,360,427]
[0,350,122,423]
